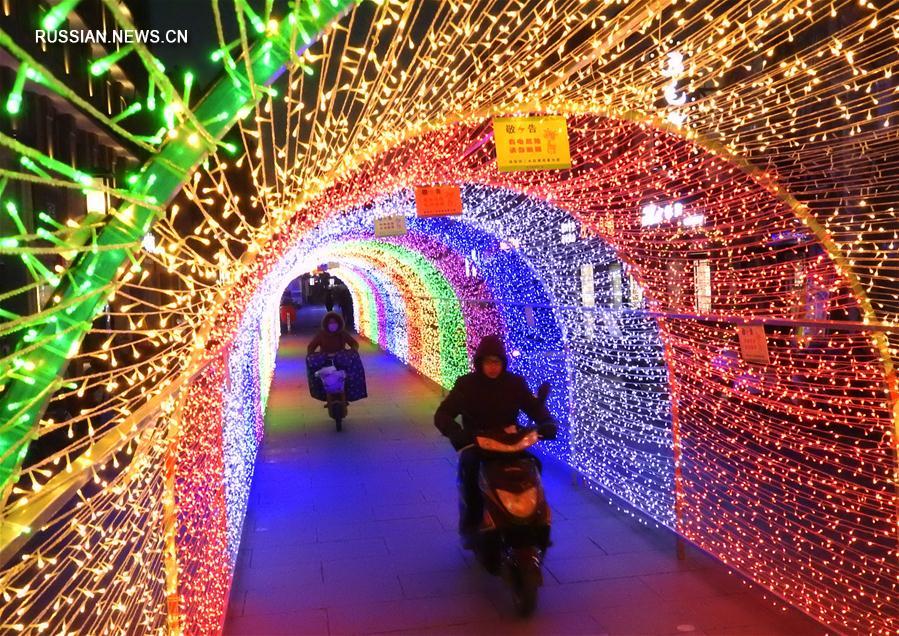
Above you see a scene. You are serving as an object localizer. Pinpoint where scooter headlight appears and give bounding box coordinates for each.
[496,487,538,518]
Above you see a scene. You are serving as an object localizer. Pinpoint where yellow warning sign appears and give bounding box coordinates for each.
[493,115,571,172]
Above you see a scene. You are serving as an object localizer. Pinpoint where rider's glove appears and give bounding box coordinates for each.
[537,419,558,441]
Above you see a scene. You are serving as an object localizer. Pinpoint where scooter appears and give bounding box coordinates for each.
[314,357,348,431]
[461,384,554,617]
[471,427,550,616]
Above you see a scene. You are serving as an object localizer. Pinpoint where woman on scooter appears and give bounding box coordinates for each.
[433,334,557,545]
[307,311,359,354]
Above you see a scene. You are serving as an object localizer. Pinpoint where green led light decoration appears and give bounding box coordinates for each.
[0,0,360,506]
[89,45,134,77]
[41,0,83,32]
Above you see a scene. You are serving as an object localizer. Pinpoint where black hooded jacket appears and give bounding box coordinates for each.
[434,335,552,449]
[307,312,359,354]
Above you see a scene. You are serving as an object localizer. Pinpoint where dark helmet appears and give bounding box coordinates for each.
[473,334,507,372]
[321,311,345,330]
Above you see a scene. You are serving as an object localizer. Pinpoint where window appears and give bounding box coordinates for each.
[667,260,686,307]
[609,264,623,308]
[85,186,108,215]
[580,263,595,307]
[581,263,595,337]
[560,220,577,244]
[793,263,828,346]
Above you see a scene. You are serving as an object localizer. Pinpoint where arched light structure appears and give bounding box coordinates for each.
[0,1,896,633]
[198,115,896,634]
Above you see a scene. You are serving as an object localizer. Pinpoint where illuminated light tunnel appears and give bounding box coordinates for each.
[2,1,897,633]
[283,186,674,516]
[301,235,574,451]
[306,242,503,367]
[191,114,896,633]
[327,240,471,386]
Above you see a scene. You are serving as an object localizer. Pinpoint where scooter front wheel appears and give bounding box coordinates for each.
[512,567,539,617]
[506,550,541,617]
[327,399,347,431]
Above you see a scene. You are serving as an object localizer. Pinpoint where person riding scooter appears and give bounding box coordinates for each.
[433,335,558,546]
[306,312,364,431]
[307,311,358,354]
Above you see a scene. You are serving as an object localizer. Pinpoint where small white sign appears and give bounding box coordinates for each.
[374,215,407,237]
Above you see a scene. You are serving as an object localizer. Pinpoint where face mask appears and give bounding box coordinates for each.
[327,323,339,333]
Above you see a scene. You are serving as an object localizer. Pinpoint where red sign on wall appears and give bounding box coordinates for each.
[415,185,463,217]
[737,325,770,364]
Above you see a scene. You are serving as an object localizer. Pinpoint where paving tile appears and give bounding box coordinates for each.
[380,611,606,635]
[542,531,607,560]
[365,488,430,507]
[241,583,330,615]
[372,500,453,521]
[376,514,445,539]
[587,522,681,556]
[546,549,703,584]
[320,571,407,606]
[327,594,502,634]
[249,521,317,547]
[248,543,322,569]
[419,484,456,504]
[709,620,826,636]
[639,569,749,602]
[225,589,246,619]
[224,607,329,635]
[538,577,663,614]
[591,598,708,635]
[324,547,472,578]
[316,518,384,543]
[398,567,492,600]
[316,537,389,562]
[232,560,323,592]
[382,528,460,553]
[310,507,377,526]
[686,593,826,635]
